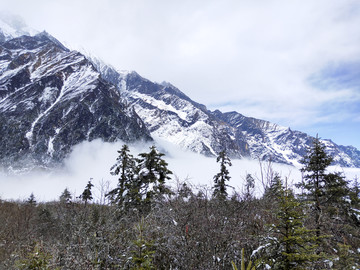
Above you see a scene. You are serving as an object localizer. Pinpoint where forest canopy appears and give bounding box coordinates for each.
[0,140,359,269]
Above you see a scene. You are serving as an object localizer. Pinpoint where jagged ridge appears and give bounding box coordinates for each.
[91,57,360,167]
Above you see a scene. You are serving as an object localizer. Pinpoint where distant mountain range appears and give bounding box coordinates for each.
[1,19,359,173]
[91,57,360,168]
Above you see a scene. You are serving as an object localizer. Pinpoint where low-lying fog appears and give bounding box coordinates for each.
[1,138,359,202]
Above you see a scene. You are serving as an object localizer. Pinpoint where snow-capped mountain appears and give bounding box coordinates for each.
[0,32,151,172]
[91,57,360,168]
[0,13,38,43]
[0,24,359,172]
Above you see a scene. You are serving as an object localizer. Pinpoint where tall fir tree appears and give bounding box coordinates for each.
[243,173,255,200]
[296,135,359,267]
[107,144,137,210]
[213,150,232,200]
[107,145,172,212]
[297,135,333,238]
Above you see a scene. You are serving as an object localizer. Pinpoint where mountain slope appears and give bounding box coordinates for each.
[91,58,360,168]
[90,58,245,158]
[0,27,359,171]
[0,33,151,172]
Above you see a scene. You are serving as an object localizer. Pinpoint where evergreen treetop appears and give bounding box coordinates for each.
[80,179,94,205]
[213,150,232,200]
[262,179,325,270]
[107,145,172,213]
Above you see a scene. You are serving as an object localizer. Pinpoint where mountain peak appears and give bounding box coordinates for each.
[0,13,38,42]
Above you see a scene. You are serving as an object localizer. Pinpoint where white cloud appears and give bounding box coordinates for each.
[0,139,303,201]
[1,139,359,202]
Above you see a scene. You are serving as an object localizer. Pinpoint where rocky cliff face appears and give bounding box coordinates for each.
[0,33,151,172]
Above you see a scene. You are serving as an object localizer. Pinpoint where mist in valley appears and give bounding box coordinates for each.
[1,138,358,202]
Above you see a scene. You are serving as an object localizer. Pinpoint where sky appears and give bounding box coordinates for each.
[1,0,360,149]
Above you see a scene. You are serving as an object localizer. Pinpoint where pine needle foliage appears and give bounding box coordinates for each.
[263,180,325,270]
[107,145,172,213]
[80,180,93,205]
[213,150,232,200]
[130,217,155,270]
[107,144,137,210]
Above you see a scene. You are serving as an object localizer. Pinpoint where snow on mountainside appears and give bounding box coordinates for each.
[0,13,38,42]
[90,57,360,168]
[0,24,359,172]
[0,33,151,172]
[90,57,243,158]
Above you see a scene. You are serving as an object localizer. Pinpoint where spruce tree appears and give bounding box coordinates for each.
[322,172,351,220]
[297,135,333,238]
[80,180,94,205]
[332,243,359,270]
[107,145,172,212]
[264,173,283,200]
[137,145,173,206]
[130,217,155,270]
[244,173,255,200]
[26,193,37,205]
[213,150,232,200]
[264,180,323,270]
[107,144,137,210]
[297,136,358,267]
[350,177,360,209]
[60,188,72,204]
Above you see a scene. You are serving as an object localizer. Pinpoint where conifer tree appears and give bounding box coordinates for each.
[264,173,283,200]
[107,145,172,212]
[332,243,359,270]
[263,179,323,270]
[350,177,360,209]
[297,135,333,237]
[130,217,155,270]
[298,136,355,250]
[137,145,173,205]
[244,173,255,200]
[80,179,94,205]
[107,144,137,209]
[60,188,72,204]
[26,193,37,205]
[213,150,232,200]
[349,177,360,226]
[16,243,51,269]
[322,172,350,219]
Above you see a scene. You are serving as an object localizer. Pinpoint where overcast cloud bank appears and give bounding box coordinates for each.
[1,139,359,202]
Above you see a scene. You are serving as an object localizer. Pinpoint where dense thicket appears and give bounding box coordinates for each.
[0,141,359,269]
